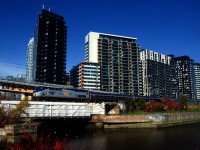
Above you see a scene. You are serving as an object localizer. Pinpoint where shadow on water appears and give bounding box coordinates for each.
[2,118,200,150]
[36,119,200,150]
[0,141,7,150]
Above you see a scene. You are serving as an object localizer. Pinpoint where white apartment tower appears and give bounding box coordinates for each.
[85,32,141,95]
[194,63,200,99]
[26,37,34,82]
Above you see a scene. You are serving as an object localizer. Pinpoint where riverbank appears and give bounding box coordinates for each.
[90,112,200,128]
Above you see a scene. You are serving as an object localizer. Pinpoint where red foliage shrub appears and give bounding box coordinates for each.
[7,132,69,150]
[163,100,180,111]
[160,96,170,103]
[146,98,180,112]
[146,100,163,112]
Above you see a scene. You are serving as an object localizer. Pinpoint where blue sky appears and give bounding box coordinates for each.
[0,0,199,76]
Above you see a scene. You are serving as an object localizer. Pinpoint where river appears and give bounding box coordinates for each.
[38,119,200,150]
[2,119,200,150]
[64,124,200,150]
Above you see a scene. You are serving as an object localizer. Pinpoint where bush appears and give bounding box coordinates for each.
[7,132,68,150]
[137,98,146,110]
[145,97,180,112]
[146,100,163,112]
[124,98,136,112]
[160,96,180,111]
[163,100,180,110]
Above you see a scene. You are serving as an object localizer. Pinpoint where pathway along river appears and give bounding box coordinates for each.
[37,119,200,150]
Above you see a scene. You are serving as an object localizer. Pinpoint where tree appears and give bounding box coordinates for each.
[0,99,30,126]
[8,99,30,123]
[179,95,188,111]
[137,98,146,110]
[124,98,135,113]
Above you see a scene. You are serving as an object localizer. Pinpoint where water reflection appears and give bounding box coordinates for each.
[67,124,200,150]
[3,121,200,150]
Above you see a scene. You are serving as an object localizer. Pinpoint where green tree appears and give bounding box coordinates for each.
[124,98,135,113]
[179,95,188,111]
[137,98,146,110]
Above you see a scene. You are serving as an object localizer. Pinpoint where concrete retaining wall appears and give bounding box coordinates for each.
[91,112,200,128]
[104,115,151,123]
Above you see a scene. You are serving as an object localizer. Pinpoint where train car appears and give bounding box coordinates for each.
[33,86,133,102]
[33,86,89,101]
[89,90,133,102]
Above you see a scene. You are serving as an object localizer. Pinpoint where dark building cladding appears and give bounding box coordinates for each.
[34,9,67,85]
[147,59,171,97]
[170,55,196,99]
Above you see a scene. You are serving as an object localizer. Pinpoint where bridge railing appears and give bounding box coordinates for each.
[0,100,105,118]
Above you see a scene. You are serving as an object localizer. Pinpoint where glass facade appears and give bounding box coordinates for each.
[70,62,100,90]
[26,37,34,82]
[167,54,177,98]
[171,56,196,99]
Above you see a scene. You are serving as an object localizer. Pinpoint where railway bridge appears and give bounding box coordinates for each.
[0,100,111,118]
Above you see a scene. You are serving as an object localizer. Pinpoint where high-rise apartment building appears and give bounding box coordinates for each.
[171,56,196,99]
[26,37,34,82]
[70,62,100,90]
[140,50,171,97]
[167,54,177,98]
[194,63,200,99]
[30,9,67,85]
[85,32,141,95]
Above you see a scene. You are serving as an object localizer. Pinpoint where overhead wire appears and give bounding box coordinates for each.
[0,61,26,76]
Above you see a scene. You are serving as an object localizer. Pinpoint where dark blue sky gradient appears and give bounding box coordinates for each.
[0,0,199,76]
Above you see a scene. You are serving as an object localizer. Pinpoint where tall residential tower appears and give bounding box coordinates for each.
[28,9,67,85]
[140,50,171,97]
[85,32,141,95]
[26,37,35,82]
[194,63,200,99]
[171,56,196,99]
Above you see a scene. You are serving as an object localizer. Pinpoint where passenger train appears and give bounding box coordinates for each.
[33,86,200,103]
[33,86,133,102]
